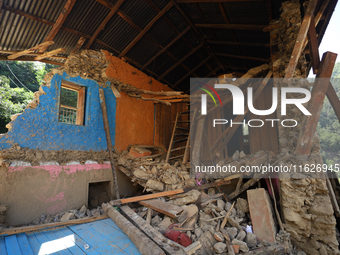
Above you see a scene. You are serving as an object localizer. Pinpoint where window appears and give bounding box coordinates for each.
[59,81,85,125]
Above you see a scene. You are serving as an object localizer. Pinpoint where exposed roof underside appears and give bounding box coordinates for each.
[0,0,337,92]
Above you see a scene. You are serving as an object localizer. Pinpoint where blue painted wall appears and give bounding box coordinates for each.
[0,72,116,151]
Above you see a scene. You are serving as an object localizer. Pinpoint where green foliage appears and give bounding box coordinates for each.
[0,76,33,133]
[317,62,340,166]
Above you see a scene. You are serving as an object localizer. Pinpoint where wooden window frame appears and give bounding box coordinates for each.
[59,80,85,125]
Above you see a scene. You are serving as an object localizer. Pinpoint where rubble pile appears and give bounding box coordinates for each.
[27,205,105,226]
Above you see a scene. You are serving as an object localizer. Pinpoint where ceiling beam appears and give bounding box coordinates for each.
[40,0,77,52]
[85,0,125,49]
[177,0,264,2]
[172,55,212,88]
[0,56,64,66]
[195,23,267,31]
[0,50,66,60]
[170,0,225,73]
[207,40,268,47]
[35,48,66,60]
[142,26,191,70]
[119,2,173,57]
[71,37,86,54]
[0,0,3,16]
[158,43,204,81]
[216,53,270,62]
[7,41,54,60]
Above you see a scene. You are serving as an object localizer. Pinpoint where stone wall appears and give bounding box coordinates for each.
[270,1,339,254]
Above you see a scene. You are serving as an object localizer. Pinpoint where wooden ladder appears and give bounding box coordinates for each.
[165,109,196,163]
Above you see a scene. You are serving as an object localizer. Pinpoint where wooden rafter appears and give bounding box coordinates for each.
[40,0,77,53]
[7,41,54,60]
[172,55,212,88]
[170,0,225,72]
[207,41,269,47]
[85,0,125,49]
[284,0,317,79]
[0,50,66,60]
[142,26,191,69]
[71,37,86,54]
[0,56,64,66]
[158,43,204,81]
[216,53,270,62]
[0,0,3,16]
[212,71,273,159]
[195,23,267,31]
[308,16,320,74]
[119,2,173,58]
[34,48,66,60]
[295,52,337,155]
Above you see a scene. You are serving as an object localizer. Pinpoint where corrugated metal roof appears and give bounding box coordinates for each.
[0,0,336,91]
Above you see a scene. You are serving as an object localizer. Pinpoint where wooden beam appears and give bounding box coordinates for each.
[207,40,268,47]
[0,0,3,16]
[158,43,203,80]
[173,55,212,88]
[119,2,173,57]
[308,16,320,74]
[143,26,190,69]
[0,50,66,60]
[7,41,54,60]
[177,0,264,2]
[195,24,267,31]
[0,56,64,66]
[192,116,206,167]
[95,0,114,9]
[99,89,120,199]
[40,0,77,52]
[223,65,249,71]
[70,37,86,54]
[284,0,317,79]
[85,0,125,49]
[34,48,66,60]
[0,215,108,236]
[326,82,340,123]
[216,53,270,62]
[139,199,184,218]
[295,52,337,155]
[212,71,272,157]
[120,206,186,255]
[102,204,166,255]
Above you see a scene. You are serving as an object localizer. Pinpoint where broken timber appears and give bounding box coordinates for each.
[139,199,184,219]
[102,203,165,255]
[7,41,54,60]
[295,52,337,155]
[120,205,186,255]
[110,179,231,206]
[99,89,120,199]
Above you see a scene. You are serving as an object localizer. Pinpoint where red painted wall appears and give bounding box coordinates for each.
[104,51,178,152]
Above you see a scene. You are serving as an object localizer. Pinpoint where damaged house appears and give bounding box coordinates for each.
[0,0,340,254]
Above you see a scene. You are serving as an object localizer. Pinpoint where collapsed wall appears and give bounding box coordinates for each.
[270,1,339,254]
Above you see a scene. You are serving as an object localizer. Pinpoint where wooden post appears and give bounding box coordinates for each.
[99,88,120,199]
[295,52,337,155]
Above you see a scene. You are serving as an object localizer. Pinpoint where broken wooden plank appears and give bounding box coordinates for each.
[70,37,86,54]
[139,199,184,218]
[7,41,54,60]
[0,49,66,59]
[110,84,121,98]
[221,201,235,229]
[102,203,166,255]
[34,48,66,60]
[184,241,201,255]
[85,0,125,49]
[0,215,108,236]
[110,179,231,206]
[295,52,337,155]
[326,82,340,122]
[99,89,120,199]
[40,0,77,52]
[120,205,186,255]
[284,0,317,79]
[119,2,173,57]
